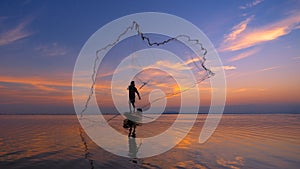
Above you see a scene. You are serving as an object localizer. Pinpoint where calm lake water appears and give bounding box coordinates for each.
[0,114,299,169]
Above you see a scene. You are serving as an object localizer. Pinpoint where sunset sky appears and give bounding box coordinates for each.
[0,0,299,114]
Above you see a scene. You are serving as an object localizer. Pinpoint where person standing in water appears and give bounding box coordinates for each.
[128,81,141,112]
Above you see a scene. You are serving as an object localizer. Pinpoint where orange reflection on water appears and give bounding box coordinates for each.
[0,114,299,169]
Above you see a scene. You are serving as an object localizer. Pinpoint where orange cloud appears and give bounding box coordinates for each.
[220,12,300,51]
[0,75,70,89]
[0,86,72,105]
[0,75,76,105]
[184,57,201,65]
[153,60,191,70]
[223,66,237,70]
[224,16,253,42]
[233,88,248,93]
[228,48,260,62]
[211,65,237,71]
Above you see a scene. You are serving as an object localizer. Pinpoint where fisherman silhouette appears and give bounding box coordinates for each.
[128,81,141,112]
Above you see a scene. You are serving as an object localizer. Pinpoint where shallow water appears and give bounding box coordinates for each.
[0,114,299,169]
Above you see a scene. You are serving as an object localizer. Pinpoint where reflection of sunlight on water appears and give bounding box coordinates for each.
[172,160,207,169]
[0,114,299,168]
[216,156,244,169]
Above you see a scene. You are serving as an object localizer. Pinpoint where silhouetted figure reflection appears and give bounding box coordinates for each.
[128,136,143,166]
[128,119,137,137]
[128,137,138,158]
[123,118,137,137]
[123,108,142,137]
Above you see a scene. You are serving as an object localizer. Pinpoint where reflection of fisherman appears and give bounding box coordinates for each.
[128,137,142,160]
[123,108,142,138]
[128,81,141,112]
[128,137,138,158]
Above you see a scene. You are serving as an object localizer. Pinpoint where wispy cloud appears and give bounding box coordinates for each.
[240,0,264,10]
[0,18,33,46]
[234,88,248,93]
[231,88,267,93]
[225,65,282,80]
[292,56,300,60]
[184,57,200,65]
[220,12,300,51]
[224,16,254,42]
[223,65,237,70]
[35,42,68,56]
[258,65,281,72]
[0,75,73,104]
[211,65,237,71]
[228,48,260,62]
[0,75,70,92]
[154,60,191,71]
[295,25,300,29]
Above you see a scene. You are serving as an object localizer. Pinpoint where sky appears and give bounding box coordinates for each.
[0,0,299,114]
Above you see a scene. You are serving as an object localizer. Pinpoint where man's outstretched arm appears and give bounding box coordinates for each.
[135,88,141,100]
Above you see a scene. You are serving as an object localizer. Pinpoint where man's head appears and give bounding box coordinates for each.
[131,81,135,86]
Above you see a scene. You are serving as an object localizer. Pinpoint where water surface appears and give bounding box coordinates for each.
[0,114,299,169]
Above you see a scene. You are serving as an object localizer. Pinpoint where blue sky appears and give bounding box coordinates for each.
[0,0,299,114]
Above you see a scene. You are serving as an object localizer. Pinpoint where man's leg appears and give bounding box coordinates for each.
[129,100,132,112]
[131,100,135,112]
